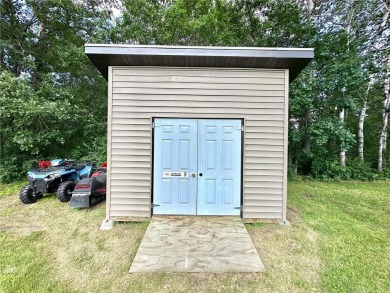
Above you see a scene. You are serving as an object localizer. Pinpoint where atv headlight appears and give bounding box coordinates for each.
[27,174,35,181]
[44,173,61,181]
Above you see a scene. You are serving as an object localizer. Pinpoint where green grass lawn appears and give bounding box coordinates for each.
[0,181,389,292]
[289,181,390,292]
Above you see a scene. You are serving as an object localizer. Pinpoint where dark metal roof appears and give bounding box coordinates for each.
[85,44,314,82]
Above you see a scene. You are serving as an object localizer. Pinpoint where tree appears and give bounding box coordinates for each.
[1,0,388,181]
[305,0,389,170]
[0,0,110,182]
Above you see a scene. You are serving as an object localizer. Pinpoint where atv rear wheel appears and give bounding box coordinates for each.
[57,181,76,202]
[19,185,37,204]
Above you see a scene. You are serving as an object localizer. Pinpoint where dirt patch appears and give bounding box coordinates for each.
[287,206,301,222]
[0,225,46,235]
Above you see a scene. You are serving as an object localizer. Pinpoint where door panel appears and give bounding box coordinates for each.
[153,118,241,216]
[153,118,197,215]
[197,119,241,215]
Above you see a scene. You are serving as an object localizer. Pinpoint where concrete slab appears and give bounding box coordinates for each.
[129,216,265,273]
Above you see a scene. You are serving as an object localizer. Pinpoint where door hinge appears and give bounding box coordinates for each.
[152,122,161,128]
[234,205,243,211]
[236,126,244,131]
[152,122,155,128]
[151,203,160,208]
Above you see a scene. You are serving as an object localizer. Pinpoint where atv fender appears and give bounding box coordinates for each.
[70,194,90,208]
[70,178,92,208]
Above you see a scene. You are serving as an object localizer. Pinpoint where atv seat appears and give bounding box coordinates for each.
[94,174,107,185]
[97,167,107,173]
[68,164,86,171]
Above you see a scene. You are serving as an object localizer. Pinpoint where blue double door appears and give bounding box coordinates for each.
[153,118,242,216]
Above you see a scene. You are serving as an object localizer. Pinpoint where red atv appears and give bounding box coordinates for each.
[69,162,107,208]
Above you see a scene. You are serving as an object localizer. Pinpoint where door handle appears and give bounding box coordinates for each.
[199,173,203,177]
[192,173,196,177]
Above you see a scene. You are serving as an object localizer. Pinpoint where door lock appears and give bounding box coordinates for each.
[192,173,196,177]
[199,173,203,177]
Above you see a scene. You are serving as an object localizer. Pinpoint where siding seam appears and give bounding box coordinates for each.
[283,69,289,222]
[106,66,113,220]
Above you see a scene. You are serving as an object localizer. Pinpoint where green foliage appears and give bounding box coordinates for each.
[287,165,299,181]
[241,0,316,47]
[314,32,367,112]
[1,71,76,154]
[0,0,388,182]
[312,158,376,181]
[289,28,372,179]
[0,157,37,183]
[69,136,107,165]
[375,168,390,181]
[346,159,377,180]
[0,0,108,182]
[310,118,356,156]
[114,0,248,46]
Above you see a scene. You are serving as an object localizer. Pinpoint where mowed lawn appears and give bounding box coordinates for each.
[0,181,389,293]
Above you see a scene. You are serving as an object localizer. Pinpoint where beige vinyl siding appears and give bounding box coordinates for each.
[283,70,289,222]
[109,66,286,220]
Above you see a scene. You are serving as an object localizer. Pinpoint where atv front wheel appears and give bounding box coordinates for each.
[57,181,76,202]
[19,185,37,204]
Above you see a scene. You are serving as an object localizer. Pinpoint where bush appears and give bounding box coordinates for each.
[0,157,37,183]
[310,158,376,181]
[376,168,390,180]
[68,136,107,165]
[343,158,376,180]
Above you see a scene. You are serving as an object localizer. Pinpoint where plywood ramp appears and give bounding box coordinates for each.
[129,217,265,272]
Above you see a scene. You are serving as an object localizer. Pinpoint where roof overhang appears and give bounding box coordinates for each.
[85,44,314,82]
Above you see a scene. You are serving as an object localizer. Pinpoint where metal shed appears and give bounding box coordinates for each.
[85,44,313,223]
